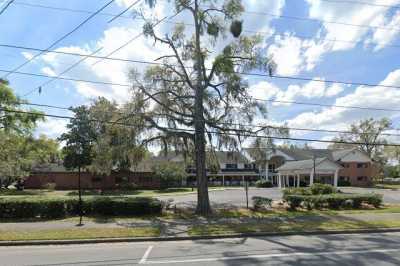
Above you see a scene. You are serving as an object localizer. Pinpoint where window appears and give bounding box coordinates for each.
[340,176,349,181]
[244,164,253,169]
[357,163,368,168]
[92,176,102,183]
[225,164,238,169]
[357,176,367,181]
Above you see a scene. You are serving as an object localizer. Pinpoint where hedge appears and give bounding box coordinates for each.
[255,180,273,188]
[283,193,383,210]
[252,196,272,210]
[0,197,162,219]
[283,184,337,197]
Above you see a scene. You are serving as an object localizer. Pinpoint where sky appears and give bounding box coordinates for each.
[1,0,400,148]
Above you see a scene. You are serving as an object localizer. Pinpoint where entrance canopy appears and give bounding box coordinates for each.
[277,157,343,188]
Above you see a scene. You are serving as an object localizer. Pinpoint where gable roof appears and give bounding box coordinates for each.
[277,157,343,172]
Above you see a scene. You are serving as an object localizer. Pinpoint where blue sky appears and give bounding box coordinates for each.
[1,0,400,147]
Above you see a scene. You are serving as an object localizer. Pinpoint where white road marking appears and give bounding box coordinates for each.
[140,245,154,264]
[143,248,400,264]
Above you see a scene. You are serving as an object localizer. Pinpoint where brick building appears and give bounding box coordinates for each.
[24,163,160,190]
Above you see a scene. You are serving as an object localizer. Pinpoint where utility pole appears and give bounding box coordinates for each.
[313,154,316,184]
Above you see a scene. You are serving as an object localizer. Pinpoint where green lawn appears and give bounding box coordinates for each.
[188,219,400,236]
[374,184,400,190]
[0,187,234,198]
[0,227,160,241]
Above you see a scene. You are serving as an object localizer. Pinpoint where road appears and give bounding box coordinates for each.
[2,232,400,265]
[158,187,400,208]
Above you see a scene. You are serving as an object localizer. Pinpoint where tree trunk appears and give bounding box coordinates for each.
[193,0,211,215]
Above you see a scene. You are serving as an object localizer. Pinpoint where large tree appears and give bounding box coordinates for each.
[88,97,147,175]
[329,118,391,166]
[0,79,49,188]
[0,79,42,134]
[128,0,279,215]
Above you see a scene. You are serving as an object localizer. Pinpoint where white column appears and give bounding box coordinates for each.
[286,175,289,187]
[222,175,225,187]
[265,160,269,181]
[278,173,282,188]
[242,175,245,187]
[334,169,339,187]
[310,169,314,186]
[297,174,300,187]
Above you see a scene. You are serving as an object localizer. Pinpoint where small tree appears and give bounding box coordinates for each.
[153,162,187,189]
[59,106,96,225]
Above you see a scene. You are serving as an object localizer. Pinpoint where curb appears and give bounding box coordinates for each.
[2,227,400,246]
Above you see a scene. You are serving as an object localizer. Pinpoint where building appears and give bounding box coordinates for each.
[260,148,376,187]
[24,148,376,189]
[24,163,160,190]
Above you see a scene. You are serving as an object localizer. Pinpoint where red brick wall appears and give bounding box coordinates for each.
[24,171,161,190]
[339,162,377,187]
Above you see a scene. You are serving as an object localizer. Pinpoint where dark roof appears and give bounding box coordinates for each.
[214,151,250,164]
[31,163,71,173]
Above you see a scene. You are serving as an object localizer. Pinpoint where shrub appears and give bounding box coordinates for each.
[255,180,273,188]
[282,187,312,197]
[282,193,383,210]
[310,184,337,195]
[43,182,56,190]
[283,195,303,210]
[338,180,351,187]
[116,181,138,191]
[0,197,162,219]
[252,196,272,210]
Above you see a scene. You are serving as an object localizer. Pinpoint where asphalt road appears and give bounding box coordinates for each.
[158,187,400,208]
[2,232,400,265]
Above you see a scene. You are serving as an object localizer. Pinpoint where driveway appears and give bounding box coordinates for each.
[158,187,400,208]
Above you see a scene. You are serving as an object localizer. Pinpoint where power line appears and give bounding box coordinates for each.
[24,2,187,97]
[1,106,400,147]
[1,0,116,79]
[242,10,399,32]
[1,51,399,90]
[0,0,14,15]
[1,68,400,112]
[23,47,104,97]
[107,0,140,23]
[318,0,400,9]
[10,0,399,32]
[9,100,400,137]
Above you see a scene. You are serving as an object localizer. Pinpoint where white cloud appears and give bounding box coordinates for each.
[249,79,344,106]
[369,10,400,51]
[36,118,68,139]
[287,69,400,130]
[267,33,331,75]
[21,52,34,60]
[306,0,400,51]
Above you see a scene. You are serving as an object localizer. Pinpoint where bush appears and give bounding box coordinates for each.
[310,184,337,195]
[43,182,57,190]
[338,180,351,187]
[0,197,162,219]
[116,181,138,191]
[283,195,303,210]
[252,196,272,210]
[255,180,273,188]
[283,187,312,197]
[283,193,383,210]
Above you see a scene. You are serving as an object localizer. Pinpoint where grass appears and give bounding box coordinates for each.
[374,184,400,190]
[0,227,160,241]
[0,187,234,198]
[188,219,400,236]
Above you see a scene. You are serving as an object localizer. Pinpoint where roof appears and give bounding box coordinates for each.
[277,157,343,172]
[277,157,326,171]
[276,148,356,161]
[31,163,71,173]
